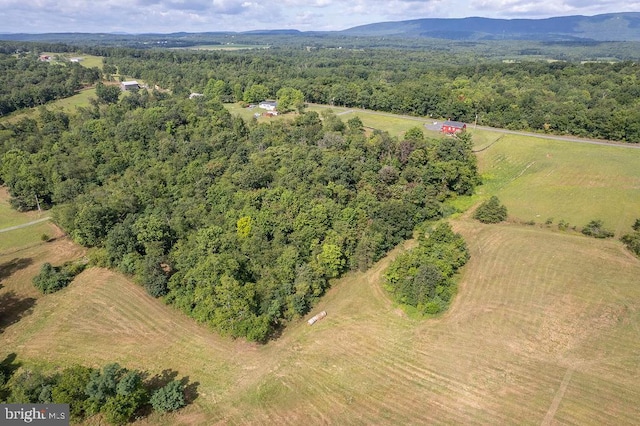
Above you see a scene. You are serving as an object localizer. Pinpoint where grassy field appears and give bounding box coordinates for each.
[1,104,640,424]
[0,88,97,124]
[1,205,639,424]
[0,188,46,228]
[49,88,97,113]
[40,53,103,69]
[471,130,640,235]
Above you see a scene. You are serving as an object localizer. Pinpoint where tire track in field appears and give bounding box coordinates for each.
[541,367,573,425]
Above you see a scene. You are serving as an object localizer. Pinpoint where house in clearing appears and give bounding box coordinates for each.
[441,120,467,134]
[120,81,140,91]
[259,100,277,111]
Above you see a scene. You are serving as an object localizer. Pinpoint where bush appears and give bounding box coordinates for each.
[622,218,640,257]
[581,220,614,239]
[32,261,86,294]
[473,196,507,224]
[150,380,185,413]
[384,223,469,315]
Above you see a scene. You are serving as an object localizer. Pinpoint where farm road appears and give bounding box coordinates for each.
[0,217,51,233]
[309,103,640,149]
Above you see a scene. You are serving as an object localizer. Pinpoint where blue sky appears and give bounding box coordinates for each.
[1,0,639,33]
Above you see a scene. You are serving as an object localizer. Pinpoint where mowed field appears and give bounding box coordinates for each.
[472,131,640,235]
[2,105,640,424]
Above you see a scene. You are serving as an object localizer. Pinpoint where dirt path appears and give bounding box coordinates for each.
[0,217,51,233]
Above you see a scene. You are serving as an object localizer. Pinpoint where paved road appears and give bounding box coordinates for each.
[0,217,51,234]
[310,103,640,150]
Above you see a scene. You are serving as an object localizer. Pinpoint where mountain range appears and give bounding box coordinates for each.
[340,13,640,41]
[2,13,640,42]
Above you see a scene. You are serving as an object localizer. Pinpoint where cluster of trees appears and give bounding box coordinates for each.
[384,223,469,314]
[621,219,640,256]
[98,47,640,142]
[32,261,86,294]
[0,53,100,117]
[581,219,615,239]
[0,83,479,340]
[473,196,508,224]
[0,356,189,425]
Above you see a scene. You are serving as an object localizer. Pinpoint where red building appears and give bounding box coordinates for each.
[441,120,467,134]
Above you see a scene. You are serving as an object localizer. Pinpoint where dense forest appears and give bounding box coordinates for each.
[0,70,479,340]
[99,47,640,142]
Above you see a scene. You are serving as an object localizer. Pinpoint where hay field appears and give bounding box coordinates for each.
[2,209,639,424]
[472,131,640,235]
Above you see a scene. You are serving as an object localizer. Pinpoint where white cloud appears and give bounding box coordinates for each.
[0,0,639,33]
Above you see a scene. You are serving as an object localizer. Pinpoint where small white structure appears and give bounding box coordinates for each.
[120,81,140,91]
[189,92,204,99]
[259,100,277,111]
[307,311,327,325]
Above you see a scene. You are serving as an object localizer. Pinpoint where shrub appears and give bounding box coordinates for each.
[150,380,185,413]
[473,196,507,224]
[32,261,86,294]
[581,220,614,239]
[622,218,640,257]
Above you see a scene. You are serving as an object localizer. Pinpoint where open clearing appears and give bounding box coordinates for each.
[2,104,640,423]
[0,88,97,124]
[471,130,640,235]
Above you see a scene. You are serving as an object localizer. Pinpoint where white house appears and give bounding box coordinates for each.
[120,81,140,91]
[259,101,277,111]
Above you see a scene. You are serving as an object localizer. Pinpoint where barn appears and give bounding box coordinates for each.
[441,120,467,134]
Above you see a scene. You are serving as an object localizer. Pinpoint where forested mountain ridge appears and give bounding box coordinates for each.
[342,13,640,41]
[3,13,640,42]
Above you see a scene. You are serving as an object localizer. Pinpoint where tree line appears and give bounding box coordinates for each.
[0,354,191,425]
[99,47,640,142]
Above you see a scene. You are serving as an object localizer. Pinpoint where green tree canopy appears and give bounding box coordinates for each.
[276,87,304,113]
[473,196,507,224]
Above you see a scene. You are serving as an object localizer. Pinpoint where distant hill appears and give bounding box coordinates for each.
[340,13,640,41]
[3,13,640,44]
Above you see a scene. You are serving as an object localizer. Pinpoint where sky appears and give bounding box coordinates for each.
[1,0,640,34]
